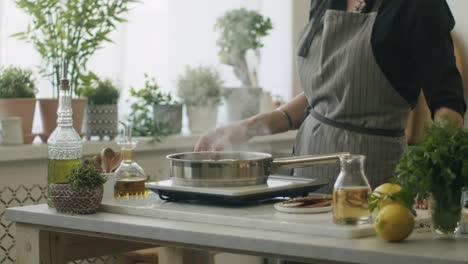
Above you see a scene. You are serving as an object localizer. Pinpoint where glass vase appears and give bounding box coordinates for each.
[430,193,462,239]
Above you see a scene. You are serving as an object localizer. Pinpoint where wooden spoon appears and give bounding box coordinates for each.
[110,152,122,172]
[101,148,122,173]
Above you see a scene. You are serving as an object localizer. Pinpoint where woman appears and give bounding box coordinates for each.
[196,0,466,192]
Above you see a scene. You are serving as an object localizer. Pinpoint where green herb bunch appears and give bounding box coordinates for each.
[68,162,106,189]
[393,117,468,232]
[0,66,36,98]
[15,0,137,97]
[128,74,175,139]
[177,65,224,106]
[80,73,120,105]
[215,8,272,87]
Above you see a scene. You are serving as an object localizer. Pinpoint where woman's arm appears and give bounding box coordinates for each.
[244,92,309,136]
[194,93,309,151]
[408,0,466,122]
[434,107,464,126]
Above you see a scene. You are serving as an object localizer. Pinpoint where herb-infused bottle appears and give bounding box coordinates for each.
[47,77,83,207]
[332,155,371,225]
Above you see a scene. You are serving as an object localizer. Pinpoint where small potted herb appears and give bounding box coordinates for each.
[394,117,468,238]
[215,8,272,121]
[177,65,223,134]
[50,161,107,214]
[81,74,120,140]
[128,74,182,138]
[0,66,36,143]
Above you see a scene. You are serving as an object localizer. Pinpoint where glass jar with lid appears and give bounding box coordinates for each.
[332,155,371,225]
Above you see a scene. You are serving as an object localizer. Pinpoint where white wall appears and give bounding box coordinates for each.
[291,0,310,96]
[446,0,468,126]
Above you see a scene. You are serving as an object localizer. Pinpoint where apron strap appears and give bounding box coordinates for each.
[370,0,383,12]
[308,108,405,138]
[298,0,329,57]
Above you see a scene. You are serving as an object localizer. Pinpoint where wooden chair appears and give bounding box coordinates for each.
[405,33,465,144]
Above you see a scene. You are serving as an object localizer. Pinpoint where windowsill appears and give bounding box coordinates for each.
[0,131,297,162]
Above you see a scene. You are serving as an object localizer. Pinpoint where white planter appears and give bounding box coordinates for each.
[224,87,262,122]
[187,104,218,134]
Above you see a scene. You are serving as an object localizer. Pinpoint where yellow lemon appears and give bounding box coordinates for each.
[371,183,402,212]
[374,204,415,242]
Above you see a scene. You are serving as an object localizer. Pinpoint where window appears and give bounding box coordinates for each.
[0,0,299,132]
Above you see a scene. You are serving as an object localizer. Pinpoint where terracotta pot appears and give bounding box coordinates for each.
[38,98,87,142]
[0,98,36,143]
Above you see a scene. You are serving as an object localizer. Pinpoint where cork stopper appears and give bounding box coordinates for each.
[60,78,70,91]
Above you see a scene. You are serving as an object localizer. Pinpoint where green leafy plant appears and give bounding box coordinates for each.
[128,74,175,139]
[177,65,224,106]
[68,162,106,188]
[393,117,468,233]
[0,66,36,98]
[215,8,272,88]
[80,73,120,105]
[14,0,137,97]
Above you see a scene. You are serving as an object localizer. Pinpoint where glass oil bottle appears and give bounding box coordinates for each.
[47,75,83,207]
[114,122,147,197]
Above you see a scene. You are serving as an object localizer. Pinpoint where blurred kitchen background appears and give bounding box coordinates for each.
[0,0,467,131]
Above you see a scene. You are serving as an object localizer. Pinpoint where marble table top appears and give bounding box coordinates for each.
[100,193,379,238]
[6,199,468,264]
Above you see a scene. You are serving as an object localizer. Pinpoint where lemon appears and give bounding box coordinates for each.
[371,183,402,212]
[374,204,415,242]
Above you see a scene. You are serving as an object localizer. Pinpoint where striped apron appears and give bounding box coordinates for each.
[294,1,411,193]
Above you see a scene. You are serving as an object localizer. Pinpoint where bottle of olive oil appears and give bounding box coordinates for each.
[47,75,83,207]
[114,122,147,198]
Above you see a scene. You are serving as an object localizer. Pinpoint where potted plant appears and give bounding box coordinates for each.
[215,8,272,122]
[128,74,182,138]
[394,118,468,238]
[0,66,36,143]
[80,74,120,140]
[50,161,106,214]
[14,0,136,141]
[177,66,223,134]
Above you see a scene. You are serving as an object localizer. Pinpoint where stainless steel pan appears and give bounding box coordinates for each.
[166,151,349,187]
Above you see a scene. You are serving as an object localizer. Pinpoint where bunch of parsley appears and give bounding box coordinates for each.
[392,118,468,233]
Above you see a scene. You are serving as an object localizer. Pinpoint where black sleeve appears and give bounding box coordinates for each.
[408,0,466,116]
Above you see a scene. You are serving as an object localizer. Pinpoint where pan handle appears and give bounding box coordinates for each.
[271,152,350,170]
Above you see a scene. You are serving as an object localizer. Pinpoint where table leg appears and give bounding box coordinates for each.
[159,247,184,264]
[15,223,64,264]
[15,223,40,264]
[159,247,215,264]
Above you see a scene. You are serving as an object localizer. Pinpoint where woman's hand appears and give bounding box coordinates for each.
[194,121,253,151]
[194,93,309,151]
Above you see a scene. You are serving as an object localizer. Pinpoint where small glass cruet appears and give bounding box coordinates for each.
[114,122,147,197]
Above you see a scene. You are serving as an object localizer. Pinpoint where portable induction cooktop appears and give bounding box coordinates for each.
[145,175,328,205]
